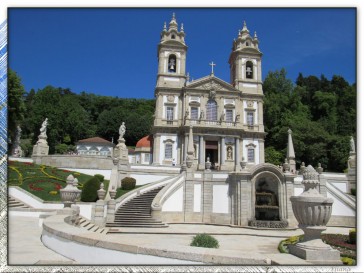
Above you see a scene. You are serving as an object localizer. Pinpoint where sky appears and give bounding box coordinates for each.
[8,8,356,99]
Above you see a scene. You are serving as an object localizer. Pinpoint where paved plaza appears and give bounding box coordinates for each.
[8,212,351,265]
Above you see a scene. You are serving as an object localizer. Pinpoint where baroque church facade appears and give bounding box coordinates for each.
[151,14,265,171]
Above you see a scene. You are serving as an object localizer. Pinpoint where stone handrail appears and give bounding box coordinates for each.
[114,174,180,211]
[326,181,356,210]
[151,172,186,212]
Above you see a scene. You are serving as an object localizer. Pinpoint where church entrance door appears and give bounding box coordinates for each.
[205,141,218,169]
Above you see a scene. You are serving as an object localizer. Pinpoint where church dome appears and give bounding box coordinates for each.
[136,135,152,148]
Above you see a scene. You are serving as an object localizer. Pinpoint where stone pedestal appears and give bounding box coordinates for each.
[106,199,116,222]
[93,200,106,227]
[347,151,356,193]
[32,142,49,156]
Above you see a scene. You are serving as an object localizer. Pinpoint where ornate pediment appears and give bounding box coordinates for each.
[186,76,237,92]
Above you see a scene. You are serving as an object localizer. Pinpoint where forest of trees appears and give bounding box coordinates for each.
[8,68,356,172]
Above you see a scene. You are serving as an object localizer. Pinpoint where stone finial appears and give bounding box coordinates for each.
[97,183,106,200]
[254,31,258,39]
[169,12,178,30]
[163,22,167,31]
[73,177,79,187]
[66,174,75,185]
[180,23,184,32]
[302,165,318,181]
[317,163,323,174]
[242,21,248,32]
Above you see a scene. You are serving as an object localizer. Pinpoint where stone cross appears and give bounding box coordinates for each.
[209,61,216,75]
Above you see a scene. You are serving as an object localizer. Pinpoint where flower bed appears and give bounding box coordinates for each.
[8,161,109,201]
[278,233,356,265]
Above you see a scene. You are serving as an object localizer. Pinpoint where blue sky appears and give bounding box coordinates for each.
[8,8,356,99]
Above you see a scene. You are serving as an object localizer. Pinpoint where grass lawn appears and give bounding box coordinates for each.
[8,160,109,202]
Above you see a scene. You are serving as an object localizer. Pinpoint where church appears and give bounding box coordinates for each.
[151,14,265,171]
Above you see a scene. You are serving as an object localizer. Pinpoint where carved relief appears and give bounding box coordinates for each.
[247,100,254,108]
[226,146,233,160]
[167,95,175,102]
[209,90,216,100]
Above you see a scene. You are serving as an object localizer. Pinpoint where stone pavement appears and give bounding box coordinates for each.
[8,214,75,265]
[8,211,351,265]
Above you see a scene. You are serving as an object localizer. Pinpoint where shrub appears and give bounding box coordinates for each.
[190,233,219,249]
[94,174,104,182]
[81,177,101,202]
[55,143,69,154]
[121,177,136,190]
[349,229,356,244]
[351,188,356,196]
[341,257,356,265]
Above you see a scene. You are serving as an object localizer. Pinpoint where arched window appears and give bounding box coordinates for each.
[206,99,218,121]
[246,61,253,79]
[168,54,177,73]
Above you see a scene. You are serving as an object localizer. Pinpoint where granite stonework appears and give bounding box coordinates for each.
[152,163,298,228]
[289,165,341,264]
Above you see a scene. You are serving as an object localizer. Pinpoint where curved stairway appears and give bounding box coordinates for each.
[106,186,168,228]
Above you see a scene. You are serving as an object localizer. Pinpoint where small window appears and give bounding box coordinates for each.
[165,144,173,159]
[246,42,249,46]
[226,109,233,122]
[248,148,255,162]
[144,153,150,163]
[247,112,254,126]
[191,107,199,120]
[166,107,174,121]
[171,34,176,39]
[168,54,176,73]
[246,61,253,79]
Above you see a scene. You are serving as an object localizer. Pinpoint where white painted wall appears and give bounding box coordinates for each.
[159,134,178,163]
[242,139,260,164]
[212,173,228,179]
[162,186,183,212]
[212,185,229,214]
[194,184,201,212]
[130,174,170,186]
[327,191,355,217]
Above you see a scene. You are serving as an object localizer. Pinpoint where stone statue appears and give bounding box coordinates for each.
[350,136,355,153]
[220,112,225,122]
[235,114,240,122]
[12,125,23,157]
[199,110,204,120]
[119,122,126,139]
[39,118,48,136]
[227,146,232,160]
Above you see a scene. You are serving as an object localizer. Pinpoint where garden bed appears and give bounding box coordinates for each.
[8,161,109,201]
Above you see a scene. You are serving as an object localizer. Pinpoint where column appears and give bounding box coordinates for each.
[184,134,188,162]
[199,135,204,165]
[153,135,160,165]
[235,137,240,171]
[220,137,225,165]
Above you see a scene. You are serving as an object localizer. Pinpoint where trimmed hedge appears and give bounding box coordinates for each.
[349,229,356,244]
[190,233,219,249]
[94,174,105,182]
[121,177,136,190]
[81,176,101,202]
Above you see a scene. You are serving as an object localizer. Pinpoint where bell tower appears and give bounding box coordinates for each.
[156,13,187,89]
[228,21,263,95]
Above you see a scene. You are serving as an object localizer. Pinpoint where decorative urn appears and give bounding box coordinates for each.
[97,183,106,200]
[60,174,82,207]
[109,186,116,200]
[289,165,340,263]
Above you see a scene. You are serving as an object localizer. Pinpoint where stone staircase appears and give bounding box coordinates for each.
[106,186,168,228]
[78,217,109,234]
[8,196,30,208]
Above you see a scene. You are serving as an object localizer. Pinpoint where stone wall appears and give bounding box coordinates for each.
[33,155,113,169]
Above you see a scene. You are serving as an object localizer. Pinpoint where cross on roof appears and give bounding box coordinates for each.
[209,61,216,75]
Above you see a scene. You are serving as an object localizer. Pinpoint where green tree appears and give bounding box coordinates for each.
[8,69,26,152]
